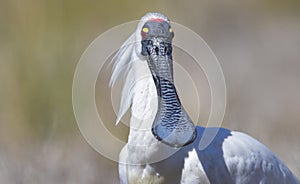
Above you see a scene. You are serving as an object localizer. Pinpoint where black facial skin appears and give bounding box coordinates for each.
[141,38,173,58]
[141,21,174,57]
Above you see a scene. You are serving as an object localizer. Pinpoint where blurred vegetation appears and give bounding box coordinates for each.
[0,0,299,183]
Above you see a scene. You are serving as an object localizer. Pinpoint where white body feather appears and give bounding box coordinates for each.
[111,12,300,184]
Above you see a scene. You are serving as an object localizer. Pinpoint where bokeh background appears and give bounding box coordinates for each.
[1,0,300,183]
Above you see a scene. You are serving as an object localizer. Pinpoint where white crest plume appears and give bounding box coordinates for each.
[109,12,169,125]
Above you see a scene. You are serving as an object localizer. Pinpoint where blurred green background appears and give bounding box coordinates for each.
[1,0,300,183]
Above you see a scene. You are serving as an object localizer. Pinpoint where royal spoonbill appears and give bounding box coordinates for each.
[110,12,300,184]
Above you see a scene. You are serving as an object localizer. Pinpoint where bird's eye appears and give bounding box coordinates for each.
[142,27,149,33]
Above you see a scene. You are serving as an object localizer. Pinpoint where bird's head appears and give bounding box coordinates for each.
[140,18,174,57]
[139,14,175,90]
[136,13,196,147]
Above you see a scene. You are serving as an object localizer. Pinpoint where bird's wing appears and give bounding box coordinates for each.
[222,131,300,184]
[181,127,299,184]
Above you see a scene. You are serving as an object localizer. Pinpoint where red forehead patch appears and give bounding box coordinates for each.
[148,18,166,23]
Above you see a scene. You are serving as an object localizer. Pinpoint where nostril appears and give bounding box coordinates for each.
[155,47,159,55]
[147,47,151,55]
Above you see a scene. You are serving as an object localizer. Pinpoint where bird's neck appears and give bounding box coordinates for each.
[127,59,158,145]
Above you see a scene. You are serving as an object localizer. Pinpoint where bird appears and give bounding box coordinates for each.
[110,12,300,184]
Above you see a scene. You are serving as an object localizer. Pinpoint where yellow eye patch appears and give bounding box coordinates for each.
[169,28,173,32]
[142,27,149,33]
